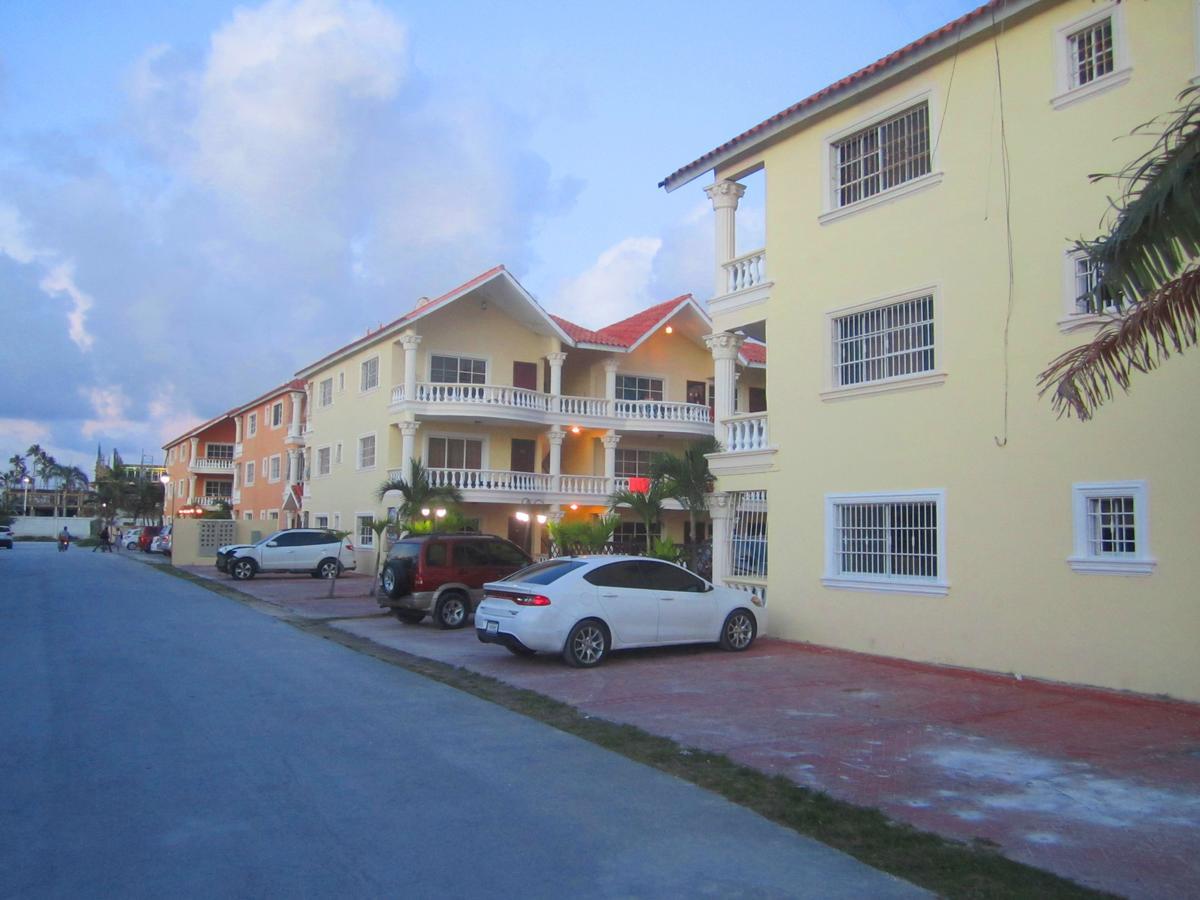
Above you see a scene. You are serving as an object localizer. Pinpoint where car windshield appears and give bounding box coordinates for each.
[503,559,587,585]
[388,541,421,562]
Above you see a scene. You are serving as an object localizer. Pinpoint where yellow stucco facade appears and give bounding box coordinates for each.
[688,0,1200,699]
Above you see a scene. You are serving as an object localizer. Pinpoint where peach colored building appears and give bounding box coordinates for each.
[228,380,308,527]
[162,415,237,521]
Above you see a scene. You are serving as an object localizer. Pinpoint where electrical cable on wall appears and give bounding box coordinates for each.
[990,6,1016,448]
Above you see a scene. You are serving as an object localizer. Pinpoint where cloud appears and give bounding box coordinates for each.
[0,419,52,449]
[39,262,95,351]
[553,237,663,328]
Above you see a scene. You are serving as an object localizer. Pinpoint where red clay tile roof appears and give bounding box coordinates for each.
[660,0,1009,189]
[231,378,307,416]
[548,314,619,346]
[740,341,766,365]
[555,295,699,349]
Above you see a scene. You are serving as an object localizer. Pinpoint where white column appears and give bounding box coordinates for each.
[290,392,303,435]
[603,358,620,416]
[602,431,621,489]
[189,437,199,461]
[399,421,419,475]
[399,333,422,400]
[708,491,733,587]
[704,331,745,435]
[234,416,243,444]
[286,449,299,486]
[704,179,746,296]
[547,351,566,412]
[547,428,565,492]
[187,475,197,502]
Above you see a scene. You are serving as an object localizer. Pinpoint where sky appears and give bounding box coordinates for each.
[1,0,979,472]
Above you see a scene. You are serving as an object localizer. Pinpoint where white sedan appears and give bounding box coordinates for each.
[475,556,766,667]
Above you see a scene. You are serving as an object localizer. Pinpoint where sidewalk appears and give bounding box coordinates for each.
[167,558,1200,898]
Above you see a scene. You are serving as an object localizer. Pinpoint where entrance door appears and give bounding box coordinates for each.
[687,380,706,406]
[510,438,535,473]
[513,361,538,391]
[507,517,531,554]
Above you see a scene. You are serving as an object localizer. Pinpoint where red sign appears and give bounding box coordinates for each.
[627,477,651,494]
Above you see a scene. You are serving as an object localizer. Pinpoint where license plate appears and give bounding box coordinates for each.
[486,620,499,635]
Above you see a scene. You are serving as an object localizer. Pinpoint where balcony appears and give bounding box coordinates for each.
[389,383,712,434]
[188,457,236,475]
[386,468,661,507]
[187,496,232,508]
[707,413,777,477]
[711,248,772,330]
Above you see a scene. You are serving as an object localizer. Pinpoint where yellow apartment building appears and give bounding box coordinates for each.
[296,266,763,573]
[663,0,1200,700]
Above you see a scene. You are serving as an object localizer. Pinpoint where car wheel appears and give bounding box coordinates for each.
[435,592,469,629]
[393,609,425,625]
[230,559,256,581]
[381,561,412,599]
[719,609,756,651]
[506,645,536,658]
[316,558,341,579]
[563,619,609,668]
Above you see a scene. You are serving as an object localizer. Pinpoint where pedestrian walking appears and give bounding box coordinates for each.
[115,526,123,551]
[94,525,112,552]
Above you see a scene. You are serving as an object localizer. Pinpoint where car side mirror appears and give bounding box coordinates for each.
[266,541,278,547]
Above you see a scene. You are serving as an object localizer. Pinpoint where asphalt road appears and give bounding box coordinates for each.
[0,543,924,898]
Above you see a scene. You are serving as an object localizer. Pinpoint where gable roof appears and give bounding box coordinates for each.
[230,379,307,416]
[296,266,574,378]
[553,294,713,352]
[660,0,1043,191]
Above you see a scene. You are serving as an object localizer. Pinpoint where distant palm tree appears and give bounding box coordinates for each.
[28,445,55,489]
[1040,85,1200,419]
[650,436,721,544]
[56,465,89,517]
[375,458,463,524]
[609,480,671,553]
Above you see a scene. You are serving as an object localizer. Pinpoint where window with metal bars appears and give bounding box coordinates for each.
[833,498,938,581]
[729,491,768,580]
[1086,496,1136,556]
[833,102,930,208]
[1072,254,1121,315]
[1068,18,1114,88]
[1070,482,1152,574]
[430,355,486,384]
[615,374,664,402]
[833,295,935,387]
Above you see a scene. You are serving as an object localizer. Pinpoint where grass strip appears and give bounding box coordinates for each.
[157,564,1114,899]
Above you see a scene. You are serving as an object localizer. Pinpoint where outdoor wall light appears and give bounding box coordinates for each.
[535,514,547,525]
[664,325,673,334]
[420,507,431,517]
[569,503,579,511]
[434,508,446,519]
[570,425,581,434]
[515,511,531,523]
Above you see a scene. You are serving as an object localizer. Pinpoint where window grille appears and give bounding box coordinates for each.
[834,102,930,208]
[834,295,934,386]
[206,443,234,460]
[729,491,768,579]
[204,480,232,498]
[1068,18,1113,88]
[358,435,376,469]
[430,355,486,384]
[244,462,255,485]
[1086,495,1136,556]
[615,448,656,478]
[269,456,281,481]
[248,413,258,435]
[357,515,374,547]
[319,379,333,407]
[834,500,938,580]
[316,448,331,476]
[361,357,379,392]
[615,375,664,401]
[271,402,283,427]
[1073,255,1121,314]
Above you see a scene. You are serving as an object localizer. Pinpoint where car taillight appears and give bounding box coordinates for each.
[512,594,551,606]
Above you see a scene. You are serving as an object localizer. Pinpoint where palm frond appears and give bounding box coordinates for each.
[1038,268,1200,419]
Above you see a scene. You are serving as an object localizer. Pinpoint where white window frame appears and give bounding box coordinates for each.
[315,446,332,478]
[428,352,489,385]
[268,454,282,484]
[270,401,284,429]
[244,461,255,486]
[820,89,943,225]
[614,373,666,402]
[338,371,346,393]
[1051,2,1131,111]
[821,285,946,401]
[360,355,380,394]
[269,510,279,521]
[1059,248,1123,332]
[1069,481,1154,575]
[177,479,185,497]
[243,511,253,521]
[247,413,257,437]
[356,513,375,548]
[425,432,488,470]
[319,378,334,408]
[823,489,948,596]
[357,433,377,471]
[314,513,329,528]
[334,442,343,465]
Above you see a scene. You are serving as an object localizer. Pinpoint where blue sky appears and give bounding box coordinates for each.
[1,0,978,471]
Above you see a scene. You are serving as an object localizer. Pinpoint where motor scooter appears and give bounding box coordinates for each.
[57,535,69,552]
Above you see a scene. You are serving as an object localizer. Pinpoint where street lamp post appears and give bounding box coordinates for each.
[160,473,173,524]
[22,476,31,516]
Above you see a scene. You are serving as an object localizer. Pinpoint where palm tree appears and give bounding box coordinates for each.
[609,480,671,553]
[1039,85,1200,419]
[56,465,89,517]
[650,436,721,545]
[375,458,463,524]
[28,445,55,489]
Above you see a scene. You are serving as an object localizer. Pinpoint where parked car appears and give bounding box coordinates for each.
[138,525,163,552]
[475,556,766,667]
[0,525,13,550]
[215,540,255,573]
[225,529,356,580]
[121,527,144,550]
[150,525,172,555]
[377,533,532,629]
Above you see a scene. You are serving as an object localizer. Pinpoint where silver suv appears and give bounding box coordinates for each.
[226,529,357,581]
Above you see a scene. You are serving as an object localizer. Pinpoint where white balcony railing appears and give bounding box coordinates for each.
[557,474,609,496]
[188,496,231,508]
[724,413,769,453]
[426,468,551,493]
[391,382,711,426]
[723,248,766,294]
[189,457,235,474]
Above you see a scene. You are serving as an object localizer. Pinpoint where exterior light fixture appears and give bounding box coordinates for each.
[535,514,547,525]
[515,511,531,523]
[569,503,579,511]
[665,325,673,334]
[434,508,446,519]
[420,507,431,517]
[570,425,581,434]
[160,473,174,522]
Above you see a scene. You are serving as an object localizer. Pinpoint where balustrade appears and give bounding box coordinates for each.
[724,413,769,453]
[723,248,766,294]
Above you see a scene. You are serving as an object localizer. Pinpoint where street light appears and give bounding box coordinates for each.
[160,473,172,523]
[22,476,31,516]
